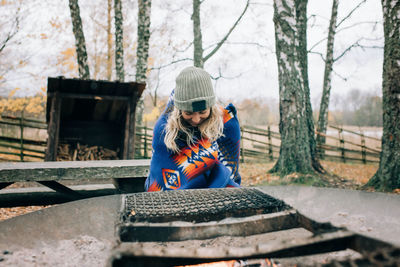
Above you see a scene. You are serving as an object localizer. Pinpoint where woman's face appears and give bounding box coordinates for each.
[181,108,211,127]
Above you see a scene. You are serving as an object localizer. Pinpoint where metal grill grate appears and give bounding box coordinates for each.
[121,188,289,223]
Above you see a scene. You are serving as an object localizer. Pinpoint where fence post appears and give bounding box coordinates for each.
[361,132,366,164]
[267,126,273,161]
[19,109,25,161]
[316,130,325,160]
[338,127,345,163]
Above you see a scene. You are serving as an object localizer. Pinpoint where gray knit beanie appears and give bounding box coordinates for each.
[174,66,216,112]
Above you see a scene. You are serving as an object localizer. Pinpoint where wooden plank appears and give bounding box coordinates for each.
[45,91,61,161]
[0,159,150,183]
[127,91,138,159]
[123,100,130,159]
[38,181,83,200]
[0,182,13,190]
[0,184,118,207]
[47,92,131,101]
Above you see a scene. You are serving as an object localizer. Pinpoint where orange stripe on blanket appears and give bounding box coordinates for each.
[147,180,162,192]
[173,138,218,180]
[222,107,234,124]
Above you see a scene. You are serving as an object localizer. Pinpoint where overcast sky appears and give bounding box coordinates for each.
[1,0,384,107]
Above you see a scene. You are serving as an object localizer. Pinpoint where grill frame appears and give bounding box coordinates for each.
[109,188,400,267]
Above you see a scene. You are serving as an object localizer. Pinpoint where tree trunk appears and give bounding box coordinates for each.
[106,0,113,80]
[316,0,339,148]
[270,0,316,175]
[295,0,323,172]
[192,0,249,68]
[114,0,125,82]
[68,0,90,79]
[136,0,152,83]
[366,0,400,191]
[135,0,152,158]
[192,0,204,68]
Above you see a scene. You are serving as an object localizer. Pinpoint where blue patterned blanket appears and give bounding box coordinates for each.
[145,94,241,191]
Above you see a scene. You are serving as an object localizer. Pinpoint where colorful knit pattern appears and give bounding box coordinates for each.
[145,93,241,191]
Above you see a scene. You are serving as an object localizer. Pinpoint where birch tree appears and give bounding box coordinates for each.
[315,0,338,148]
[295,0,323,172]
[106,0,113,80]
[366,0,400,191]
[192,0,250,68]
[114,0,124,81]
[136,0,152,83]
[68,0,90,79]
[135,0,152,157]
[271,0,321,175]
[313,0,371,146]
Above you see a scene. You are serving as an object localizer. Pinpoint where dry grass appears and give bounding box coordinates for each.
[321,160,378,185]
[240,160,380,189]
[0,206,51,221]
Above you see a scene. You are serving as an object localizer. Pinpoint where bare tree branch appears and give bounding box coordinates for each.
[308,37,327,53]
[309,1,373,53]
[332,68,348,82]
[336,0,367,28]
[172,42,193,56]
[309,51,326,62]
[203,0,250,63]
[334,38,383,62]
[149,68,162,107]
[204,41,269,50]
[0,9,20,54]
[89,14,108,31]
[336,21,381,34]
[150,58,193,71]
[211,67,244,81]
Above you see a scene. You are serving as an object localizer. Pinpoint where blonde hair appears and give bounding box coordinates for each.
[164,105,224,153]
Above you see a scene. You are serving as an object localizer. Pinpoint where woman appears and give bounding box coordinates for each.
[145,66,241,191]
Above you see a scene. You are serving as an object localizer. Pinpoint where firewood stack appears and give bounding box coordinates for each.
[57,143,119,161]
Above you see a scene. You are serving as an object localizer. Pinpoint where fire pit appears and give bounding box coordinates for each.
[109,188,400,267]
[1,187,399,266]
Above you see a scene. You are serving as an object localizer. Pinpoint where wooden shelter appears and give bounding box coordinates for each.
[45,77,145,161]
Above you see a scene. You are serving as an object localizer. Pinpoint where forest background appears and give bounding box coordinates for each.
[0,0,384,130]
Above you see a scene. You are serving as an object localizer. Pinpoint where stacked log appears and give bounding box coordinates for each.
[57,143,119,161]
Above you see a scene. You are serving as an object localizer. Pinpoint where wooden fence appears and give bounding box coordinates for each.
[0,114,47,162]
[0,113,382,164]
[240,125,381,164]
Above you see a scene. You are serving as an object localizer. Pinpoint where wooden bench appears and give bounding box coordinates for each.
[0,159,150,204]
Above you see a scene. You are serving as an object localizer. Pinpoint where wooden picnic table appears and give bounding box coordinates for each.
[0,159,150,202]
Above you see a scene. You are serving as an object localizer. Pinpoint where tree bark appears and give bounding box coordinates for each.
[192,0,250,68]
[114,0,125,82]
[135,0,152,158]
[68,0,90,79]
[295,0,323,172]
[316,0,339,148]
[136,0,152,83]
[270,0,317,175]
[192,0,204,68]
[106,0,113,80]
[367,0,400,191]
